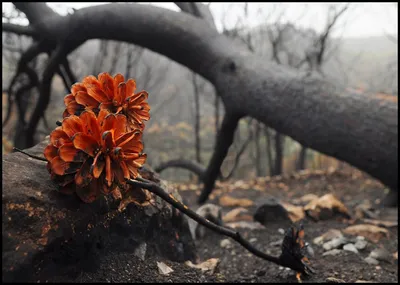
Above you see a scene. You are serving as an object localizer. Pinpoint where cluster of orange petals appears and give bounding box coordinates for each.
[63,72,150,131]
[44,73,150,203]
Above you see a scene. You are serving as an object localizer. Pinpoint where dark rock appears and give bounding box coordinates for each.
[253,197,292,226]
[2,139,197,283]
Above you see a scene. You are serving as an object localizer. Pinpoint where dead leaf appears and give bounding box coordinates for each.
[225,221,264,230]
[222,207,252,223]
[185,258,220,274]
[362,219,398,228]
[219,195,253,207]
[293,194,319,204]
[157,261,174,275]
[343,224,389,243]
[281,202,305,222]
[304,194,351,221]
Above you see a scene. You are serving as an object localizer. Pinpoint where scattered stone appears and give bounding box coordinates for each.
[249,238,257,243]
[369,248,392,263]
[355,200,378,219]
[343,243,359,254]
[269,239,283,247]
[323,236,348,251]
[343,224,389,243]
[304,193,351,221]
[323,249,343,256]
[220,239,232,249]
[393,252,398,260]
[219,195,253,207]
[326,277,346,283]
[157,261,174,275]
[278,228,285,235]
[185,258,220,274]
[256,270,266,277]
[354,239,368,250]
[313,229,343,245]
[253,198,292,226]
[226,221,264,230]
[355,280,375,283]
[189,204,223,240]
[306,242,315,257]
[222,207,252,223]
[364,257,379,265]
[133,242,147,261]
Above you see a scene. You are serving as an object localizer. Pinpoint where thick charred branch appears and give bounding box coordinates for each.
[154,159,206,179]
[2,22,39,38]
[7,3,397,200]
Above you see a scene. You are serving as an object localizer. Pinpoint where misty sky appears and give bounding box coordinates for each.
[2,2,398,38]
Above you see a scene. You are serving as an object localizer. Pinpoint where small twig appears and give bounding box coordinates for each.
[13,147,47,162]
[127,177,282,266]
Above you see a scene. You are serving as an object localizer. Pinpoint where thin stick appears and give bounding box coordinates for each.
[13,147,47,161]
[127,178,282,266]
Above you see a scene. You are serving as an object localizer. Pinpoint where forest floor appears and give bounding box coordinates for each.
[174,169,398,283]
[71,169,397,283]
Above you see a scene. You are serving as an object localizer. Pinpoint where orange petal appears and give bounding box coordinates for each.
[118,131,143,153]
[50,127,71,147]
[125,79,136,98]
[99,102,114,112]
[119,161,130,180]
[80,111,101,141]
[66,101,85,116]
[111,187,122,200]
[44,144,58,161]
[71,83,87,95]
[101,113,116,132]
[75,91,100,108]
[64,94,75,106]
[105,155,113,187]
[91,151,105,179]
[115,130,141,147]
[113,161,125,185]
[97,109,110,126]
[83,75,109,102]
[50,156,81,175]
[114,75,125,102]
[133,153,147,167]
[75,157,93,187]
[58,144,87,162]
[125,160,139,178]
[72,133,100,157]
[128,90,148,104]
[114,114,128,140]
[98,72,115,100]
[101,130,115,149]
[62,109,70,118]
[62,115,83,138]
[127,111,145,127]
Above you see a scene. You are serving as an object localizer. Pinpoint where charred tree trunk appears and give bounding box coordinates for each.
[215,94,220,141]
[192,73,202,164]
[296,146,308,171]
[254,122,262,177]
[272,133,284,176]
[264,127,274,176]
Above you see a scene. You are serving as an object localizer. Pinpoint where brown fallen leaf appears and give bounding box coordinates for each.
[293,194,319,205]
[222,207,252,223]
[185,258,220,274]
[304,194,351,221]
[343,224,389,243]
[281,202,305,222]
[362,219,398,228]
[219,195,253,207]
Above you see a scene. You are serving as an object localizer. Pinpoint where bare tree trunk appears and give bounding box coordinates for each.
[215,94,220,141]
[254,122,262,176]
[296,146,307,171]
[192,73,201,164]
[198,113,241,204]
[109,41,121,75]
[273,133,284,176]
[264,127,274,176]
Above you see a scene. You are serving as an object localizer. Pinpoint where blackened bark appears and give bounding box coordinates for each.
[154,159,206,179]
[254,122,262,177]
[192,73,202,164]
[273,133,284,176]
[198,113,241,204]
[296,146,308,171]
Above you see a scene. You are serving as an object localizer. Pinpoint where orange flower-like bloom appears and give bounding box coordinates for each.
[63,73,150,131]
[44,109,147,203]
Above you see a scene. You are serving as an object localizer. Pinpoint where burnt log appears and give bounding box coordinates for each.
[2,139,197,282]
